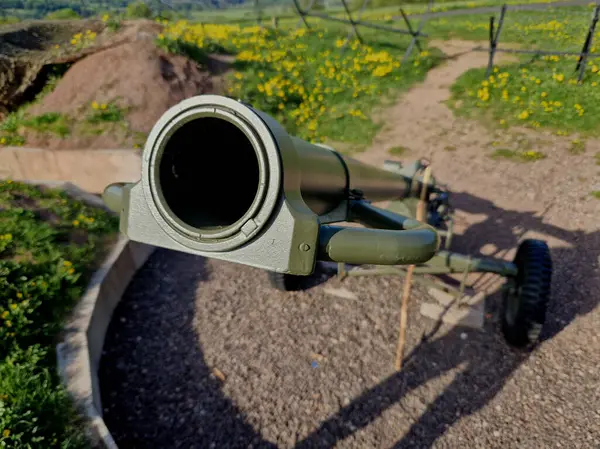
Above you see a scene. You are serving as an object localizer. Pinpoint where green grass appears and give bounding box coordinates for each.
[23,113,71,138]
[568,138,586,154]
[160,22,441,149]
[591,191,600,199]
[0,180,118,447]
[0,111,72,146]
[595,152,600,165]
[491,148,546,161]
[450,57,600,135]
[388,145,410,155]
[434,3,600,135]
[85,102,125,125]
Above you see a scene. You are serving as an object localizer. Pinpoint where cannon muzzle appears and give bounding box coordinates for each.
[104,95,439,275]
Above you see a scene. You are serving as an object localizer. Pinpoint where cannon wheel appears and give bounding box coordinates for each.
[502,239,552,348]
[267,272,306,292]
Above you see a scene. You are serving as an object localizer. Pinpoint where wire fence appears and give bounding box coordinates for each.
[470,2,600,81]
[207,0,600,81]
[291,0,432,63]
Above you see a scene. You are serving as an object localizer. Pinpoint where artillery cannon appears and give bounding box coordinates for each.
[104,95,552,349]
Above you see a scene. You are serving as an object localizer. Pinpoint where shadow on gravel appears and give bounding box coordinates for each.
[294,191,600,449]
[100,193,599,449]
[99,250,278,449]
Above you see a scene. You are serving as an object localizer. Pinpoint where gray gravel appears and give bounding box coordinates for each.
[100,236,600,448]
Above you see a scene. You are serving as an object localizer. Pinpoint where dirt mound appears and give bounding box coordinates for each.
[26,34,218,149]
[0,20,107,115]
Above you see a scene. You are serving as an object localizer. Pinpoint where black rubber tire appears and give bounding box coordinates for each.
[502,239,552,348]
[267,271,306,292]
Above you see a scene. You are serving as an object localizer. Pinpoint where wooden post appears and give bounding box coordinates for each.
[576,3,600,83]
[394,166,432,371]
[485,4,507,79]
[340,0,363,44]
[293,0,313,29]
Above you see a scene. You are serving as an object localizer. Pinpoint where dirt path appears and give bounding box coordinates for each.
[100,40,600,449]
[359,39,599,269]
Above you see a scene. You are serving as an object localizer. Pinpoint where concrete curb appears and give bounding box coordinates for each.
[43,181,155,449]
[0,147,141,194]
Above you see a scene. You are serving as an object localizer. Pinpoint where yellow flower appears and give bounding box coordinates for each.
[72,220,80,226]
[71,39,77,45]
[5,321,11,328]
[518,110,530,120]
[0,137,5,145]
[63,260,72,267]
[100,103,107,110]
[9,304,16,310]
[500,119,506,125]
[1,311,8,319]
[158,33,165,40]
[593,82,598,87]
[102,14,110,22]
[68,268,75,275]
[16,293,22,299]
[541,92,547,97]
[91,101,99,110]
[3,429,9,437]
[592,65,599,73]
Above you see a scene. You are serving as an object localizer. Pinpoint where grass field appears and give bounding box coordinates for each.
[451,57,600,135]
[158,21,441,150]
[435,4,600,135]
[0,181,117,447]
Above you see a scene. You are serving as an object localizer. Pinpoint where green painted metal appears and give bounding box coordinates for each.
[427,251,518,276]
[103,95,441,275]
[318,224,439,266]
[349,200,420,230]
[343,265,464,297]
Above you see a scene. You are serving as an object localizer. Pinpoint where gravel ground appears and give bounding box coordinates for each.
[100,246,600,448]
[99,43,600,448]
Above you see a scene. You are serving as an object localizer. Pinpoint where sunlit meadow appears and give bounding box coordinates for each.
[157,21,441,149]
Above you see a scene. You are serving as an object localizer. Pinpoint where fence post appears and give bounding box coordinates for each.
[485,4,507,79]
[402,0,434,64]
[576,3,600,83]
[342,0,370,48]
[400,8,422,52]
[293,0,312,29]
[340,0,363,44]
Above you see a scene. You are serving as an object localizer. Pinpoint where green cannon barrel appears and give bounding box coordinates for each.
[103,95,438,275]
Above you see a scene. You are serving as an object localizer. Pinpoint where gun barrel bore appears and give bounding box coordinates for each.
[144,97,284,252]
[158,117,261,230]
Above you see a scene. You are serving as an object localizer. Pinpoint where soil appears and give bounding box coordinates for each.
[1,19,230,149]
[27,36,214,149]
[99,40,600,448]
